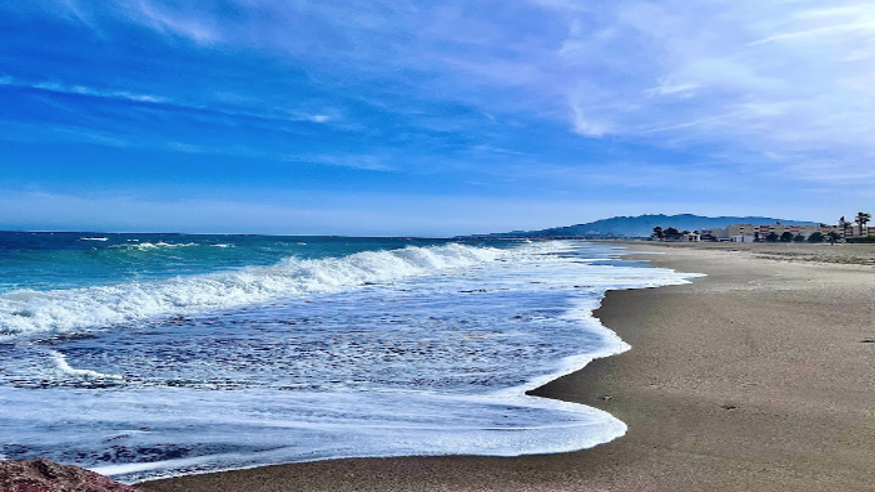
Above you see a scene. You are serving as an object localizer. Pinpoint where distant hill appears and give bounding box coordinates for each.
[474,214,819,239]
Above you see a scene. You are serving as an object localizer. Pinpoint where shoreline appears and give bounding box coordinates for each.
[140,242,875,491]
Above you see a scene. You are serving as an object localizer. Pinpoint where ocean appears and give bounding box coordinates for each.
[0,232,695,483]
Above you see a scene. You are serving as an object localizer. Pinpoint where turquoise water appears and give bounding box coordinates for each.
[0,232,450,293]
[0,233,696,482]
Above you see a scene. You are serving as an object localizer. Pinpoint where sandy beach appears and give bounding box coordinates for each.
[140,242,875,492]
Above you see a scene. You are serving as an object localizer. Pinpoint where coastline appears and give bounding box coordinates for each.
[140,242,875,491]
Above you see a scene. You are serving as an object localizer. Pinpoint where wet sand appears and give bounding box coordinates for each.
[140,242,875,491]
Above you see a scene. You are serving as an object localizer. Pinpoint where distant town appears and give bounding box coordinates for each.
[653,213,873,243]
[469,213,875,242]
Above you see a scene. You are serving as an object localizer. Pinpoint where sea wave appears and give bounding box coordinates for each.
[0,240,701,482]
[0,243,511,339]
[109,242,224,251]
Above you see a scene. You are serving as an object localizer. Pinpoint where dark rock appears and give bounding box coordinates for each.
[0,457,142,491]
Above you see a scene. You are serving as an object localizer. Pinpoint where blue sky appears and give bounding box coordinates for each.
[2,1,874,236]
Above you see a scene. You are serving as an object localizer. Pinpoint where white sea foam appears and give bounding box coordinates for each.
[0,240,702,483]
[110,242,202,251]
[110,241,235,251]
[2,387,626,483]
[0,243,504,339]
[49,350,123,381]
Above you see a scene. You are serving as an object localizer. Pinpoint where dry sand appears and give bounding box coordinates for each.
[140,242,875,492]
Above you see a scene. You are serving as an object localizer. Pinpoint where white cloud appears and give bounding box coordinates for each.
[0,76,171,104]
[748,19,875,46]
[523,0,875,179]
[0,74,347,138]
[18,0,875,186]
[570,106,612,138]
[288,153,395,172]
[127,1,221,45]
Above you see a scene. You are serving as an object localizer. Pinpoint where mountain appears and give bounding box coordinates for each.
[474,214,819,239]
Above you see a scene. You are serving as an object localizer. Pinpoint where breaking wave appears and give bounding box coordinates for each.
[109,242,234,251]
[0,243,506,339]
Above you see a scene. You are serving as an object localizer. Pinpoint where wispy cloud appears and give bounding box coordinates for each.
[0,76,170,104]
[533,1,875,154]
[748,19,875,46]
[132,1,222,45]
[0,75,334,126]
[21,0,875,163]
[0,75,377,169]
[4,0,875,234]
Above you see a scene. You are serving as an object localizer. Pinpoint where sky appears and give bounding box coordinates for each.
[2,0,875,236]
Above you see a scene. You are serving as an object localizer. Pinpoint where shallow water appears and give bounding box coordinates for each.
[0,235,695,482]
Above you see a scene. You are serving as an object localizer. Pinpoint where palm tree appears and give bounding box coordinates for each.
[855,212,872,237]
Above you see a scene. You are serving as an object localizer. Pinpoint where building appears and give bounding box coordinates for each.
[683,231,701,242]
[701,223,845,242]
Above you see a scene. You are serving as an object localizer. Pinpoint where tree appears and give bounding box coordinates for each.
[664,227,681,240]
[652,226,664,240]
[855,212,872,237]
[793,234,806,243]
[839,216,850,238]
[765,232,779,242]
[780,231,794,242]
[827,231,840,244]
[808,232,825,243]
